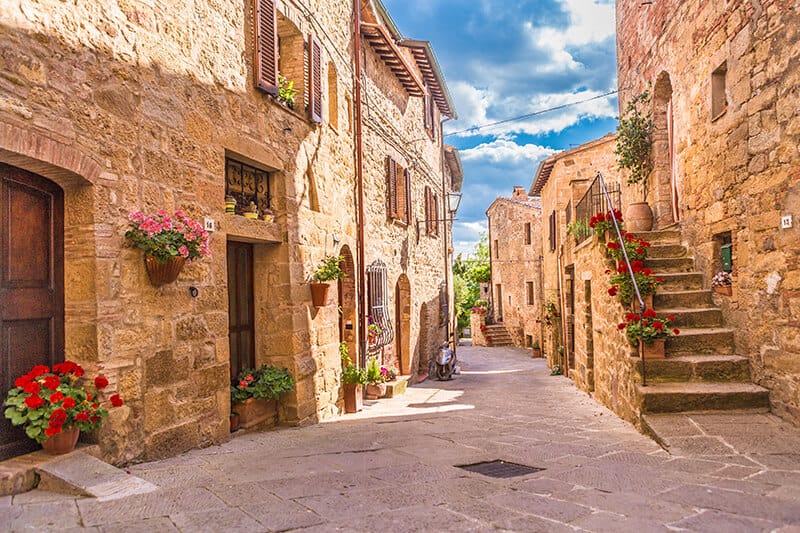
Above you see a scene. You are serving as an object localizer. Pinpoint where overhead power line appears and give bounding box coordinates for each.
[443,89,619,138]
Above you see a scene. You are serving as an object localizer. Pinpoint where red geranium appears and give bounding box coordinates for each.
[94,375,109,390]
[62,397,76,409]
[49,391,64,403]
[110,394,124,408]
[23,381,40,395]
[43,375,61,391]
[25,394,45,409]
[608,286,618,297]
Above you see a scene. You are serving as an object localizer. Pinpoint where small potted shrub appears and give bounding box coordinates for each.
[531,340,542,358]
[618,309,680,359]
[230,365,295,429]
[340,343,366,413]
[309,255,344,307]
[712,271,732,296]
[125,210,211,286]
[4,361,124,455]
[364,357,387,400]
[607,260,664,311]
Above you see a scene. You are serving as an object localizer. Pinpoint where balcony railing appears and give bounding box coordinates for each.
[573,176,621,245]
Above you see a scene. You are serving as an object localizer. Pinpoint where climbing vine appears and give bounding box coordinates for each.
[614,87,654,192]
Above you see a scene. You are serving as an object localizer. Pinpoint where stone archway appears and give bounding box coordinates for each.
[337,245,357,360]
[395,274,411,375]
[652,71,677,227]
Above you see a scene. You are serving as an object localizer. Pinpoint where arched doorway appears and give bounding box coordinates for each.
[0,164,64,459]
[337,246,357,360]
[395,274,411,375]
[653,72,678,227]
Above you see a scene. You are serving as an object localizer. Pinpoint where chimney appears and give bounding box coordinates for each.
[512,186,528,200]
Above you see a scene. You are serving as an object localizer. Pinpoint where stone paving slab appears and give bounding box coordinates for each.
[1,343,799,532]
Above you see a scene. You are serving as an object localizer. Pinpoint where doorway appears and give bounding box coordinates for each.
[0,164,64,460]
[227,241,255,380]
[495,284,503,322]
[395,274,411,375]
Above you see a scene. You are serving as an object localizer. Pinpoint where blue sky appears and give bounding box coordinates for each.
[383,0,620,256]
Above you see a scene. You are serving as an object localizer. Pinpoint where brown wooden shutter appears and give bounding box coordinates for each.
[549,210,556,251]
[387,157,398,219]
[254,0,279,95]
[308,34,323,123]
[403,168,411,224]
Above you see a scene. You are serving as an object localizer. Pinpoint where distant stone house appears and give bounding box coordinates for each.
[0,0,459,463]
[486,187,543,349]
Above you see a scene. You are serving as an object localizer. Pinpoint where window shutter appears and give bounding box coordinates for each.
[254,0,279,95]
[433,194,439,236]
[403,168,412,224]
[308,34,323,123]
[387,157,398,219]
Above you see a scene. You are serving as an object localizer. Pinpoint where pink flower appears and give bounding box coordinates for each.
[239,380,248,388]
[178,245,189,258]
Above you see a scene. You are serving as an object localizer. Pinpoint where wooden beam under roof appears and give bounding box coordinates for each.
[360,22,425,97]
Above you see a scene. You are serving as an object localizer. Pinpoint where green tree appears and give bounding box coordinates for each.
[453,234,491,333]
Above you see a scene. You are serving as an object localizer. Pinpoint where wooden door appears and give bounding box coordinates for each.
[227,241,255,380]
[0,164,64,460]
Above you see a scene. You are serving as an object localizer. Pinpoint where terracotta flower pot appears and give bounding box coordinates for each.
[640,338,666,359]
[531,348,542,358]
[365,382,387,400]
[231,398,277,429]
[343,383,363,413]
[41,426,80,455]
[632,293,654,314]
[229,413,240,432]
[310,282,330,307]
[713,285,732,296]
[145,254,186,286]
[625,202,654,232]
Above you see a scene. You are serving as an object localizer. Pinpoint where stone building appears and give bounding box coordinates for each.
[529,135,618,371]
[486,187,542,348]
[0,0,458,463]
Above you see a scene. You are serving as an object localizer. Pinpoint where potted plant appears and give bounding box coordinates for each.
[367,318,382,345]
[4,361,124,455]
[614,88,655,231]
[365,356,387,399]
[278,75,297,109]
[712,271,732,296]
[229,411,240,432]
[309,254,344,307]
[531,340,541,358]
[618,309,680,359]
[589,209,624,241]
[125,210,211,286]
[608,260,663,310]
[230,365,295,429]
[340,343,366,413]
[606,232,651,262]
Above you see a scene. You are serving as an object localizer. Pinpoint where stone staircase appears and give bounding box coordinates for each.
[483,323,514,347]
[631,228,770,415]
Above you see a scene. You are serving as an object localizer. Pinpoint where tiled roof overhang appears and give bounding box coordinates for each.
[360,22,425,97]
[529,158,556,195]
[399,40,457,119]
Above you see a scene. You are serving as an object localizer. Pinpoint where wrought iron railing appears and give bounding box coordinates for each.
[573,176,621,245]
[225,158,272,217]
[367,260,394,353]
[594,172,649,386]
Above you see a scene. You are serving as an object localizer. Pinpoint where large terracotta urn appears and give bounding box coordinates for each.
[625,202,654,232]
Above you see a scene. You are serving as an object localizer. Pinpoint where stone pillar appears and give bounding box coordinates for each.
[470,311,487,347]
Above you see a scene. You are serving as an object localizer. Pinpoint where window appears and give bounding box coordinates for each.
[225,158,272,217]
[494,239,499,259]
[367,260,393,351]
[387,157,411,224]
[526,282,534,305]
[549,210,556,252]
[424,186,439,236]
[524,222,532,245]
[423,88,436,140]
[711,61,727,120]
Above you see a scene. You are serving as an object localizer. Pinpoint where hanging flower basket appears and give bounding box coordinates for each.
[713,285,732,296]
[145,254,186,286]
[310,282,330,307]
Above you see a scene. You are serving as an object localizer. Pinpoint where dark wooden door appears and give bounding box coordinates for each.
[0,164,64,460]
[227,241,255,380]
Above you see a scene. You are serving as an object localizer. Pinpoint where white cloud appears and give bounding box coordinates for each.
[461,139,555,164]
[452,220,488,257]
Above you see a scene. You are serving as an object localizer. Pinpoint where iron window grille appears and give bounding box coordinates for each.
[225,158,272,217]
[574,176,621,245]
[367,260,394,352]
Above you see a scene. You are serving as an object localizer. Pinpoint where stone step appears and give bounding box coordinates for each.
[656,307,723,328]
[647,244,688,259]
[655,289,713,309]
[656,272,704,292]
[644,257,695,273]
[632,354,752,383]
[0,445,101,496]
[384,376,409,398]
[636,382,770,413]
[36,451,158,501]
[666,327,735,356]
[634,229,681,244]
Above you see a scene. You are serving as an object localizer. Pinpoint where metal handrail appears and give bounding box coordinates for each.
[595,172,649,386]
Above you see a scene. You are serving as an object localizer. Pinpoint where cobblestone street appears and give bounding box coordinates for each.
[3,344,800,532]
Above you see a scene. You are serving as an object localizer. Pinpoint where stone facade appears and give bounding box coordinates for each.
[0,0,458,463]
[486,187,542,348]
[617,0,800,423]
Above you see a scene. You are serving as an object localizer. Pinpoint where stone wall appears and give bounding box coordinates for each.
[0,0,453,462]
[617,0,800,423]
[487,191,542,348]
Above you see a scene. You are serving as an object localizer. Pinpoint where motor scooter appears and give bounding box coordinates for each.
[429,341,456,380]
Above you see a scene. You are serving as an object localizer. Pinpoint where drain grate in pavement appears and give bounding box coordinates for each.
[456,460,544,478]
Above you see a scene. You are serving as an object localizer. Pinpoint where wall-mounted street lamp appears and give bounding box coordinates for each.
[416,191,463,229]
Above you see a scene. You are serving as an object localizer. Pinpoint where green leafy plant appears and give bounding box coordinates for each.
[4,361,123,443]
[278,75,297,109]
[607,260,663,305]
[618,309,680,345]
[615,88,654,196]
[230,365,295,404]
[550,365,562,376]
[606,232,651,262]
[311,255,344,282]
[365,356,384,385]
[542,300,560,327]
[340,344,367,385]
[531,340,540,350]
[589,209,624,239]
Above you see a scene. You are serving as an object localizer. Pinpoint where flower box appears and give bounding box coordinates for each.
[231,398,277,429]
[365,382,387,400]
[713,285,732,296]
[640,338,666,359]
[343,383,363,413]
